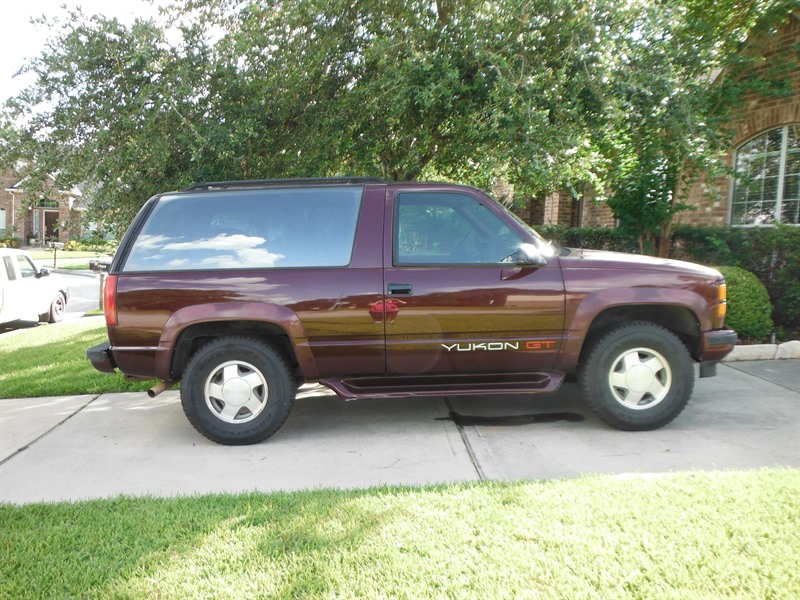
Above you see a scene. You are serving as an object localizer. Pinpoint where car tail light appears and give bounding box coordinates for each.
[104,274,118,327]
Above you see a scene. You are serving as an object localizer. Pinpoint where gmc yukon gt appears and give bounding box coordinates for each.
[87,178,737,445]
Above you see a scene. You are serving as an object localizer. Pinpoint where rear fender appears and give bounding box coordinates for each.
[154,302,316,380]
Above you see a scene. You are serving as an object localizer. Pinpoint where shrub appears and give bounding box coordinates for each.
[538,225,638,253]
[716,266,774,340]
[63,239,118,254]
[0,238,21,249]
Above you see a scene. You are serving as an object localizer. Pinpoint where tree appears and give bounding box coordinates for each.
[604,0,794,256]
[1,0,622,231]
[2,0,791,242]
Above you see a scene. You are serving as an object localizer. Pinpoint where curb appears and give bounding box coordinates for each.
[723,340,800,362]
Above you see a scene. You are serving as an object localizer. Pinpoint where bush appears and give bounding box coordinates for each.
[538,225,638,253]
[0,238,21,249]
[63,239,118,254]
[716,266,774,340]
[533,223,800,335]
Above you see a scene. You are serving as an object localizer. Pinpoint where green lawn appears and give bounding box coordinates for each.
[0,318,155,398]
[26,250,110,260]
[1,469,798,598]
[1,322,799,597]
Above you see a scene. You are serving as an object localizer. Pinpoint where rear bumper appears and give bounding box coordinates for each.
[87,342,117,373]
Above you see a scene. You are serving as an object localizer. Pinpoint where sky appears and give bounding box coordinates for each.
[0,0,167,103]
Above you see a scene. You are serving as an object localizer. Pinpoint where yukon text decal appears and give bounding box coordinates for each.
[442,341,557,352]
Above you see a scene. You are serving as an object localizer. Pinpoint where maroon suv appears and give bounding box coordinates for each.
[88,178,737,444]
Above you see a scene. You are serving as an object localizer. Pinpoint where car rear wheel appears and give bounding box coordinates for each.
[181,337,294,445]
[579,321,694,431]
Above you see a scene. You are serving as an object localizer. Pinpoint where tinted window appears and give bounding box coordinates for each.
[395,192,522,265]
[123,186,363,272]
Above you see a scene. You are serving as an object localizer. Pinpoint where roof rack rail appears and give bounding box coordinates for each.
[183,177,388,191]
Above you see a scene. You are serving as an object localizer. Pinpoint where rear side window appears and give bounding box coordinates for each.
[3,256,16,281]
[122,186,363,272]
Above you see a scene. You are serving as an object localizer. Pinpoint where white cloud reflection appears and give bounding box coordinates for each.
[129,233,285,270]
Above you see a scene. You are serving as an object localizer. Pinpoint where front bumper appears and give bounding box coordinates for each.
[702,329,738,360]
[87,342,117,373]
[698,329,738,378]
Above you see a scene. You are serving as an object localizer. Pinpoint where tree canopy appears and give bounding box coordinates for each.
[0,0,793,242]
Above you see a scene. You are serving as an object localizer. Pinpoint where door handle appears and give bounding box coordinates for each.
[387,283,413,296]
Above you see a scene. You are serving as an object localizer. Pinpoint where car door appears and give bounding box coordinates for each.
[3,253,44,321]
[383,188,566,375]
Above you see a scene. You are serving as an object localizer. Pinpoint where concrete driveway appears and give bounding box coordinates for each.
[1,360,798,504]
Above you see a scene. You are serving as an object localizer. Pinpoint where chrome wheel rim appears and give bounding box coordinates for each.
[608,347,672,410]
[204,360,269,424]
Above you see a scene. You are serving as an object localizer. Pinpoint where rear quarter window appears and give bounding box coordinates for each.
[122,186,363,272]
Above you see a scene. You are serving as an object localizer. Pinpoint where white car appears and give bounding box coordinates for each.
[0,248,69,325]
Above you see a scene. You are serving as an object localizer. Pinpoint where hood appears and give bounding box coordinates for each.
[558,248,723,279]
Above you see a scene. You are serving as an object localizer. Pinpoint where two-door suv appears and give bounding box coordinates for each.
[88,178,737,444]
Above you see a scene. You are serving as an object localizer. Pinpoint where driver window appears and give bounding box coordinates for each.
[395,192,522,265]
[16,256,37,278]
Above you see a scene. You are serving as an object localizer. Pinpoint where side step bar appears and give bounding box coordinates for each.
[319,372,565,400]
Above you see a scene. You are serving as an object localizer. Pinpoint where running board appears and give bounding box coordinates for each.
[319,372,564,400]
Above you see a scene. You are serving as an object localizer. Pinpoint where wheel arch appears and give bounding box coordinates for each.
[565,303,702,374]
[153,302,317,381]
[584,305,700,361]
[169,320,301,382]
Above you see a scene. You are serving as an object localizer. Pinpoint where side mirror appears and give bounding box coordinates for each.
[37,268,51,278]
[516,243,547,267]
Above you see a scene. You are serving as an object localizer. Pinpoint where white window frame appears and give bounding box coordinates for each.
[730,124,800,227]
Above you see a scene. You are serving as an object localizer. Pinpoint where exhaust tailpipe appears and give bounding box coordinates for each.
[147,381,175,398]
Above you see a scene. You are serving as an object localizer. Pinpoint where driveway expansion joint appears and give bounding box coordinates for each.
[444,397,486,481]
[0,394,102,467]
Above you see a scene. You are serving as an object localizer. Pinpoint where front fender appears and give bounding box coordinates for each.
[560,287,710,373]
[153,301,316,380]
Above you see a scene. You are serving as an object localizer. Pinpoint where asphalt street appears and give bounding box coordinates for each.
[1,360,797,504]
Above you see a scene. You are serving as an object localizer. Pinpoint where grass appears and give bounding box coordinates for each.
[0,318,156,398]
[0,469,798,598]
[26,250,110,260]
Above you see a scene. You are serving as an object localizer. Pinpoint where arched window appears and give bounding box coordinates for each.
[731,124,799,226]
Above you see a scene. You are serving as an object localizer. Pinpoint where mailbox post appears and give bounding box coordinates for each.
[89,259,110,310]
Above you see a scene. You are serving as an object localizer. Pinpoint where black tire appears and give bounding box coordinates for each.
[180,337,294,445]
[579,321,694,431]
[49,292,66,323]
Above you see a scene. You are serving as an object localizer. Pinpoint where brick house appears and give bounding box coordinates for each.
[0,171,85,244]
[520,12,798,232]
[680,12,799,227]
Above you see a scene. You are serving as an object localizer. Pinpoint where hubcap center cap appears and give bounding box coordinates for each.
[222,378,251,406]
[626,364,655,392]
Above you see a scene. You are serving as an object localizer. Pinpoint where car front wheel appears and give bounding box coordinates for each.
[579,322,694,431]
[181,337,294,445]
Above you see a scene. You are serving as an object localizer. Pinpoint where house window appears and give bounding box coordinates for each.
[0,208,6,236]
[731,124,799,226]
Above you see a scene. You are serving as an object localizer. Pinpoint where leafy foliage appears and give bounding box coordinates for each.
[715,266,774,340]
[0,1,794,242]
[604,0,792,256]
[538,225,638,253]
[672,224,800,333]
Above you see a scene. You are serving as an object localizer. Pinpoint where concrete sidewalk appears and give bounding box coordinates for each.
[1,360,798,504]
